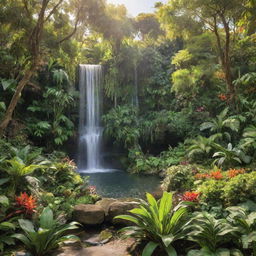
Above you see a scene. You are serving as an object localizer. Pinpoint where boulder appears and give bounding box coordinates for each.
[96,198,117,216]
[108,200,139,225]
[72,204,105,225]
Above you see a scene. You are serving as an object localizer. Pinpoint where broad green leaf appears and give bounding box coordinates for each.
[40,207,54,229]
[142,241,159,256]
[165,245,177,256]
[18,219,35,233]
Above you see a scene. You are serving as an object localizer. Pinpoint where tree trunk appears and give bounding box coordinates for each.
[0,67,36,135]
[0,0,48,136]
[213,16,235,100]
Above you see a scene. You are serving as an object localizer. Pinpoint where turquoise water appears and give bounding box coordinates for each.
[81,170,160,198]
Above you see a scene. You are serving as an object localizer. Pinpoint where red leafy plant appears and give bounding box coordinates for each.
[182,191,200,202]
[15,192,37,215]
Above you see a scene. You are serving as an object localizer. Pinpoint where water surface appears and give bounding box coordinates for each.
[81,170,160,198]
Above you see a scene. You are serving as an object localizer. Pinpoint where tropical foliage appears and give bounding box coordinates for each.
[115,192,191,256]
[13,207,80,256]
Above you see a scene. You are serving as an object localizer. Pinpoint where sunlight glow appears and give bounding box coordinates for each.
[107,0,166,16]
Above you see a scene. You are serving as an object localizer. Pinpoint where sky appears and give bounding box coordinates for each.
[107,0,167,16]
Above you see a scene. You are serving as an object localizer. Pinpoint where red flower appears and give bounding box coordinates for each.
[218,94,228,101]
[16,192,37,214]
[182,191,200,202]
[228,168,245,178]
[210,170,223,180]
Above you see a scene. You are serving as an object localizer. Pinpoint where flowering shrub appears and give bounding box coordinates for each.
[227,168,245,178]
[16,192,37,215]
[210,170,223,180]
[195,170,223,180]
[182,191,200,202]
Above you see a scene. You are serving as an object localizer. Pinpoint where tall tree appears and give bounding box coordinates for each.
[0,0,64,135]
[0,0,107,135]
[157,0,247,99]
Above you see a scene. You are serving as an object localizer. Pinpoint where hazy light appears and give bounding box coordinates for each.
[107,0,165,16]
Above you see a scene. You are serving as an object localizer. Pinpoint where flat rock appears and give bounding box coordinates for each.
[73,204,105,225]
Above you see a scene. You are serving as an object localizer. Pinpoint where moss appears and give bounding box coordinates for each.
[99,230,113,241]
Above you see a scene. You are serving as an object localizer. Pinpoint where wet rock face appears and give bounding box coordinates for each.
[72,204,105,225]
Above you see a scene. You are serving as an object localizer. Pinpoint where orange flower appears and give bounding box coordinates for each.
[16,192,37,214]
[228,168,245,178]
[210,170,223,180]
[218,94,228,101]
[195,173,210,180]
[182,191,200,202]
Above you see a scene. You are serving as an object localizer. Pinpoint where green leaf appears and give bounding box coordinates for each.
[0,178,9,186]
[161,235,174,247]
[1,79,15,90]
[165,245,178,256]
[114,215,140,225]
[40,207,55,229]
[142,241,159,256]
[0,196,9,206]
[0,222,15,230]
[12,233,32,249]
[18,219,35,233]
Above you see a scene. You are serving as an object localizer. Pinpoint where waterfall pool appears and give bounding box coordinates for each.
[80,170,160,198]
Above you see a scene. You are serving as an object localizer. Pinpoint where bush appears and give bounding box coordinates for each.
[197,179,225,205]
[197,171,256,206]
[161,165,197,192]
[222,172,256,205]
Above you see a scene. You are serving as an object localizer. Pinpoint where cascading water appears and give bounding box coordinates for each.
[78,64,105,173]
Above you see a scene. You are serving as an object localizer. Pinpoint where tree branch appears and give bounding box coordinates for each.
[44,0,64,22]
[58,8,81,44]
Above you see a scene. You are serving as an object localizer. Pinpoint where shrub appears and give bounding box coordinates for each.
[161,165,197,192]
[197,179,225,205]
[187,212,242,256]
[222,172,256,205]
[197,171,256,206]
[226,206,256,254]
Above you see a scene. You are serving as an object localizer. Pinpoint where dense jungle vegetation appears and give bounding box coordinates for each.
[1,0,256,255]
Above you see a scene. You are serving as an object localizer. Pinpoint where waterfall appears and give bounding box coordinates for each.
[78,64,104,172]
